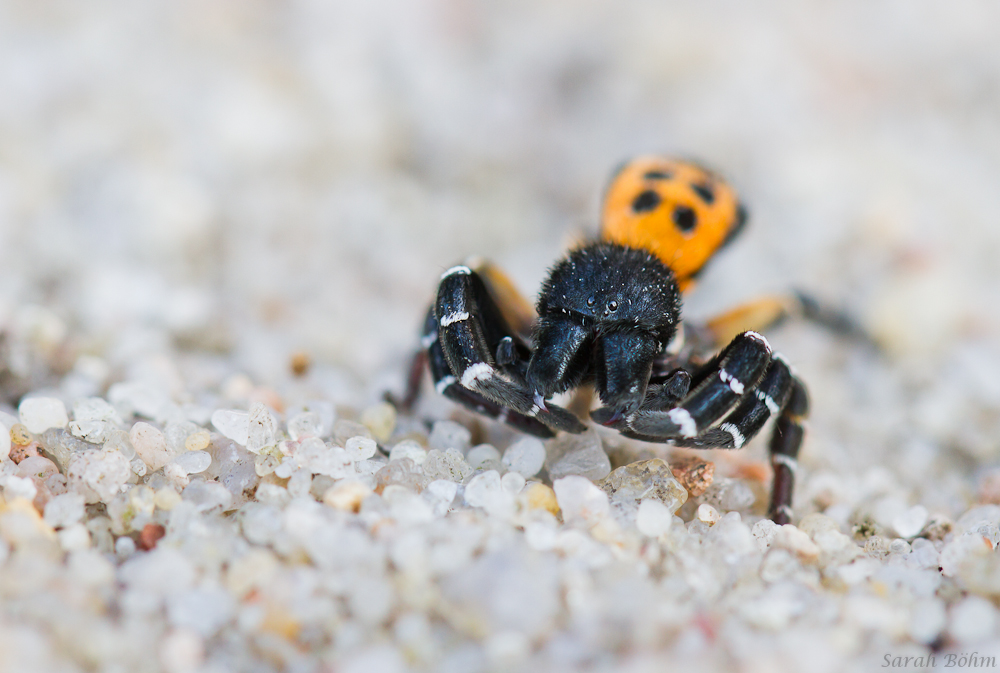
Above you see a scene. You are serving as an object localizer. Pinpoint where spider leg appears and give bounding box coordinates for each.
[466,257,537,341]
[703,293,879,352]
[436,265,586,434]
[768,371,808,524]
[669,356,792,450]
[595,333,809,524]
[592,331,772,437]
[422,307,555,438]
[395,259,535,412]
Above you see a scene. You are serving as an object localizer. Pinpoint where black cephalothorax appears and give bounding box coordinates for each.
[529,243,680,414]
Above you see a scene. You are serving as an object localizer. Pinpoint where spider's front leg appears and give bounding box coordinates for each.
[432,265,586,435]
[594,331,809,524]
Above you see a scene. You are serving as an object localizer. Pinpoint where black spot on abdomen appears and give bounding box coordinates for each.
[632,190,662,213]
[643,170,673,180]
[692,182,715,204]
[673,205,697,232]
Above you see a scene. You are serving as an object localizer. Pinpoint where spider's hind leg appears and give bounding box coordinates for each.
[768,371,808,524]
[703,293,879,352]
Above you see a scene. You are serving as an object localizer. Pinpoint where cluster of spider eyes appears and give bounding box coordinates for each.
[586,295,618,315]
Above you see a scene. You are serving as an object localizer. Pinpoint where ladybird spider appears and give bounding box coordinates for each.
[405,157,810,524]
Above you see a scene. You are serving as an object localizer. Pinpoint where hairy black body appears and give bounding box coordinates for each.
[529,243,680,414]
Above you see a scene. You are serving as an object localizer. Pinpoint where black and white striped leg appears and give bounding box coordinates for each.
[593,331,809,523]
[434,265,585,434]
[671,355,793,450]
[768,372,808,525]
[592,331,773,439]
[422,306,556,438]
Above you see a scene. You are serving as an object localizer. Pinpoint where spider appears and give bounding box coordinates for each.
[403,157,813,524]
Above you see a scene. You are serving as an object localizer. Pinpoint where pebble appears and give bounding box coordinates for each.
[696,503,721,525]
[427,420,471,454]
[376,458,427,492]
[500,471,525,494]
[752,519,780,551]
[422,449,472,483]
[58,523,91,552]
[601,459,688,513]
[636,499,673,537]
[69,398,119,444]
[949,596,997,644]
[130,457,148,477]
[69,419,108,444]
[390,439,428,465]
[669,456,715,496]
[8,440,39,465]
[18,397,69,434]
[165,461,191,490]
[72,397,120,424]
[360,402,396,443]
[17,455,59,482]
[211,410,250,446]
[464,471,510,515]
[43,492,85,528]
[174,451,212,475]
[295,439,351,477]
[424,479,458,511]
[502,437,546,478]
[130,422,173,471]
[286,469,312,498]
[940,534,993,576]
[553,476,609,524]
[287,411,322,441]
[773,524,820,564]
[160,629,205,673]
[139,523,167,550]
[155,488,183,511]
[246,403,278,454]
[701,478,755,511]
[9,423,33,446]
[184,430,211,452]
[545,429,611,481]
[115,535,137,559]
[182,480,232,513]
[346,436,378,462]
[892,505,929,539]
[909,598,947,644]
[334,420,372,445]
[466,444,501,469]
[104,428,136,460]
[522,483,560,516]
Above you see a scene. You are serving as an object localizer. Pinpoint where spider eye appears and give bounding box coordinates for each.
[607,300,618,312]
[586,295,596,307]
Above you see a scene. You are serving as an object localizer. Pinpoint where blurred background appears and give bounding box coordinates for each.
[3,0,1000,518]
